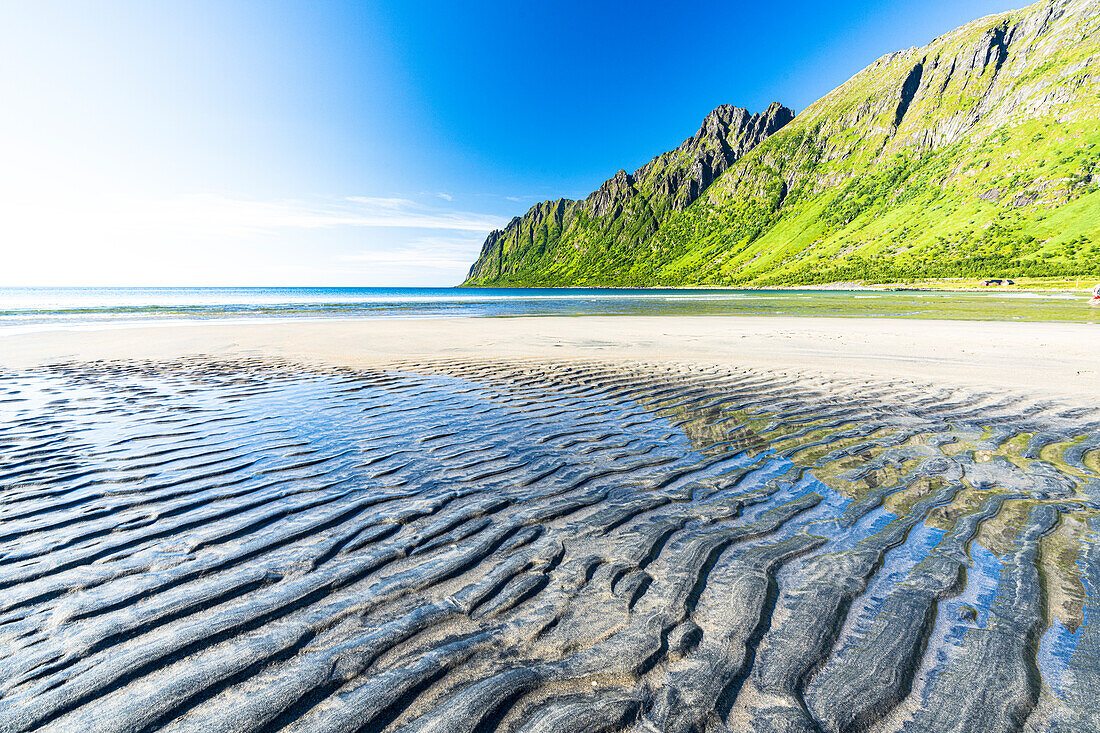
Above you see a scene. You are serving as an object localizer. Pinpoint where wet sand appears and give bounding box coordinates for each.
[1,315,1098,398]
[0,319,1098,731]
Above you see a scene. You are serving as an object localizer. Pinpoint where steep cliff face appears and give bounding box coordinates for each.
[464,103,794,284]
[465,0,1100,286]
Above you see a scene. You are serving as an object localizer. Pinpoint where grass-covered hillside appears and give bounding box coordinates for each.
[464,0,1100,287]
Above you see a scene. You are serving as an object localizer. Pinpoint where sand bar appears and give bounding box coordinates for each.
[2,315,1098,399]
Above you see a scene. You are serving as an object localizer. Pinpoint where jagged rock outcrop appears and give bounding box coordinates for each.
[634,102,795,212]
[465,0,1100,286]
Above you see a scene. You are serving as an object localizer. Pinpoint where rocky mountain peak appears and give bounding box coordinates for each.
[585,169,636,218]
[465,101,795,283]
[633,102,795,211]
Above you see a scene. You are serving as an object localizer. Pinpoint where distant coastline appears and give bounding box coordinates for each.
[458,276,1099,293]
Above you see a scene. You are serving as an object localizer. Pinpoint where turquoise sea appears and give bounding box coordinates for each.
[0,286,1097,331]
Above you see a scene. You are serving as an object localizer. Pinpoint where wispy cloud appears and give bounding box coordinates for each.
[338,235,484,271]
[344,197,413,210]
[436,192,453,201]
[0,187,505,285]
[160,194,508,233]
[10,192,507,237]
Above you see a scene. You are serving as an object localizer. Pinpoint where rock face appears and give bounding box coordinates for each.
[464,103,794,284]
[465,0,1100,286]
[633,103,796,213]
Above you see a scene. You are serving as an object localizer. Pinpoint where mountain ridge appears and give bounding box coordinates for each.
[465,103,794,284]
[464,0,1100,286]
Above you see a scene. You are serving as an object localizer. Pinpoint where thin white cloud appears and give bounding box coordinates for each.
[2,188,507,239]
[197,195,507,232]
[0,185,504,285]
[344,196,416,210]
[338,235,484,271]
[436,192,453,201]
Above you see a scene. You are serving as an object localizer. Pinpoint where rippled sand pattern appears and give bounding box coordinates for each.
[0,359,1097,733]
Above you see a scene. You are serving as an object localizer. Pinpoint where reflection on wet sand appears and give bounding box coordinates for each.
[0,357,1096,732]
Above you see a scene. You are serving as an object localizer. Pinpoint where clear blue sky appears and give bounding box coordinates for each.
[0,0,1021,286]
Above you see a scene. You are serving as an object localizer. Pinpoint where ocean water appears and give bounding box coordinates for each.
[0,286,1098,332]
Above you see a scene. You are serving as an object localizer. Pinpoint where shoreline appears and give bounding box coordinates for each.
[2,314,1097,400]
[458,280,1100,293]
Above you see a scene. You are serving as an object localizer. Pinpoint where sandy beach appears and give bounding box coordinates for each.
[2,315,1098,399]
[6,0,1100,726]
[1,316,1098,731]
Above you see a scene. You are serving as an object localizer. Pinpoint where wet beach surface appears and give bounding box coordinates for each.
[0,358,1097,732]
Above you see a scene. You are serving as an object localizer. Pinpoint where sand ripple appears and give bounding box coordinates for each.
[0,358,1097,732]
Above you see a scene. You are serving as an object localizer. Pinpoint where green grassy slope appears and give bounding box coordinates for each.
[464,0,1100,286]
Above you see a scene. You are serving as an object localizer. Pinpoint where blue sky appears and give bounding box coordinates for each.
[0,0,1020,286]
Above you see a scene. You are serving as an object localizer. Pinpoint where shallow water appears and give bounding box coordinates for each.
[0,358,1097,731]
[1,286,1099,331]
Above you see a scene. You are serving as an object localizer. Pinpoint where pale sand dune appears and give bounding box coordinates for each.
[1,315,1098,398]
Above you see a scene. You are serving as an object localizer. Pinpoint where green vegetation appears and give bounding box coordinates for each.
[464,0,1100,288]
